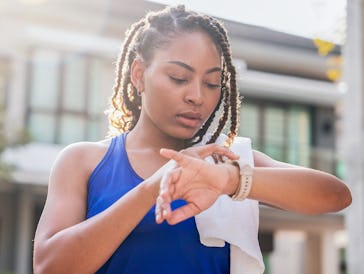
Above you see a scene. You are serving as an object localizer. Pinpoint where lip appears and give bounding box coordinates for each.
[175,111,203,128]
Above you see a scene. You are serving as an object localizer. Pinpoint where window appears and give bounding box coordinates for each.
[0,58,9,109]
[27,49,113,145]
[0,57,10,150]
[287,106,311,166]
[239,101,311,167]
[239,103,261,150]
[264,106,286,161]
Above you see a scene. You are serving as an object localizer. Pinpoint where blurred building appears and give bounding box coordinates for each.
[341,0,364,274]
[0,0,349,273]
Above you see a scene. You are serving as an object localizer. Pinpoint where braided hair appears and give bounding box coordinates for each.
[106,5,240,147]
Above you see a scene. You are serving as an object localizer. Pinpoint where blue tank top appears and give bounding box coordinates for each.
[86,133,230,274]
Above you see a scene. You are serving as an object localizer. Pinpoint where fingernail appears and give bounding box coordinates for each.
[162,209,168,217]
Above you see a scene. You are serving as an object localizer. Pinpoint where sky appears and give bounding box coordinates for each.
[149,0,347,44]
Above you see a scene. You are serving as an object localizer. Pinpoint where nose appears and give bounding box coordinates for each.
[184,81,203,106]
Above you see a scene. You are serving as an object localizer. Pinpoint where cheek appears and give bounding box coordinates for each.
[208,91,222,110]
[145,78,170,101]
[143,78,175,113]
[144,69,169,93]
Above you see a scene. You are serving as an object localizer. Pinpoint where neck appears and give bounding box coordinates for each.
[126,122,187,152]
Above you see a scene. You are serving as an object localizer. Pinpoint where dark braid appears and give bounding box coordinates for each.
[190,92,223,145]
[106,5,240,148]
[108,20,145,134]
[209,85,230,143]
[182,14,240,146]
[201,17,240,146]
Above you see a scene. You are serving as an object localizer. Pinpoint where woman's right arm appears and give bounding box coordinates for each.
[33,142,236,274]
[33,143,160,274]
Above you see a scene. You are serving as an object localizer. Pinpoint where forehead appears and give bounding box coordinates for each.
[151,31,222,68]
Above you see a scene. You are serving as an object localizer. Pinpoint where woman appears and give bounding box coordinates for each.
[33,5,351,274]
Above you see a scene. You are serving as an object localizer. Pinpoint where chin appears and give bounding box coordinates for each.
[169,127,200,141]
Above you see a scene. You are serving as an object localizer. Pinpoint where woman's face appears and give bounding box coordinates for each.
[136,31,222,140]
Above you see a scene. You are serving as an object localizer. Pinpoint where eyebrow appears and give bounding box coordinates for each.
[167,61,221,74]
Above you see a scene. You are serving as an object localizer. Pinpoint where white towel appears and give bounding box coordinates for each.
[194,134,265,274]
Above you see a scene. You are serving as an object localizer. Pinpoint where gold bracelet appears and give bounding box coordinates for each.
[230,160,253,201]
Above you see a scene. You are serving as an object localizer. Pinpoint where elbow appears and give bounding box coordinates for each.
[307,181,352,215]
[34,263,66,274]
[34,244,89,274]
[33,262,47,274]
[33,244,43,274]
[33,245,68,274]
[34,258,69,274]
[33,254,49,274]
[33,248,54,274]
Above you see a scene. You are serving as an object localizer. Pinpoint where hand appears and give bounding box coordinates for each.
[180,143,239,162]
[155,145,238,225]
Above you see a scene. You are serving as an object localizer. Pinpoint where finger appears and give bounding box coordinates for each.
[160,168,180,196]
[155,196,164,224]
[156,169,181,223]
[155,194,174,224]
[160,148,191,166]
[156,191,172,224]
[196,144,239,160]
[212,153,219,164]
[166,203,200,225]
[211,152,224,163]
[159,178,174,219]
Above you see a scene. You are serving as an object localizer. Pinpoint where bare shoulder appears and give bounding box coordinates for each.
[36,139,113,240]
[51,139,113,181]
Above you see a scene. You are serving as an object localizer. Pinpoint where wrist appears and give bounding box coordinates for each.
[221,163,240,196]
[230,160,253,201]
[142,176,160,203]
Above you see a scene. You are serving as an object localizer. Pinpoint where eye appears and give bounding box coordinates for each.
[205,82,221,89]
[169,76,187,85]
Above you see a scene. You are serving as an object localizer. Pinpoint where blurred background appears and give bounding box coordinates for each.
[0,0,362,273]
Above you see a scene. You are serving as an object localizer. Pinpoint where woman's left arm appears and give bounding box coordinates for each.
[156,147,352,225]
[251,150,352,214]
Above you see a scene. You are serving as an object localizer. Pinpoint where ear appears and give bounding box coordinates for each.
[130,58,146,92]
